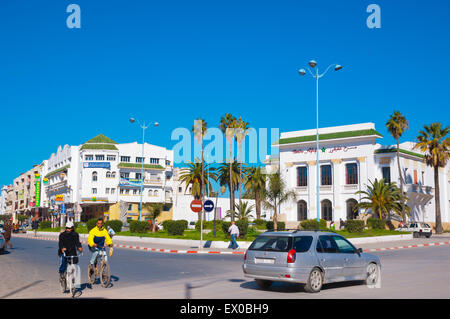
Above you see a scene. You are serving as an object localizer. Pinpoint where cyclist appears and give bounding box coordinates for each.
[88,218,113,274]
[58,221,83,280]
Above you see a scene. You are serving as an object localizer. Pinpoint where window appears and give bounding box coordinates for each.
[120,188,124,195]
[178,187,182,193]
[133,189,138,195]
[166,160,171,166]
[120,172,130,179]
[316,235,338,253]
[297,200,307,221]
[128,204,133,211]
[382,167,391,183]
[346,199,358,220]
[111,188,115,195]
[321,199,332,221]
[95,155,105,161]
[414,170,418,185]
[107,155,116,161]
[111,172,116,178]
[293,236,313,252]
[92,171,98,182]
[106,188,110,194]
[346,163,358,185]
[125,189,130,195]
[106,171,111,178]
[120,156,131,163]
[92,188,97,194]
[321,165,332,186]
[85,155,94,161]
[297,166,307,187]
[136,173,142,180]
[331,235,356,254]
[136,157,145,163]
[248,236,292,252]
[154,190,159,196]
[148,190,153,196]
[150,158,159,164]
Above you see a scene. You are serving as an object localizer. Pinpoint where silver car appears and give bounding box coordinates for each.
[243,230,381,293]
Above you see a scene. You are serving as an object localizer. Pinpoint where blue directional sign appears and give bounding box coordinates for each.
[203,200,215,212]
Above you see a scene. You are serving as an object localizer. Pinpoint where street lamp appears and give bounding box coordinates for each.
[130,118,159,221]
[298,60,342,223]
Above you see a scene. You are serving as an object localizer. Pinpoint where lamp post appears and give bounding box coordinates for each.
[130,118,159,221]
[298,60,342,223]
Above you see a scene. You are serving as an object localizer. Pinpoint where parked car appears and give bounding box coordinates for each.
[242,230,381,293]
[396,223,432,238]
[0,231,5,254]
[19,224,29,233]
[188,221,196,230]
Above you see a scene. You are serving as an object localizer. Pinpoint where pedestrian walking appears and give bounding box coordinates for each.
[228,221,240,250]
[32,217,39,237]
[3,221,13,250]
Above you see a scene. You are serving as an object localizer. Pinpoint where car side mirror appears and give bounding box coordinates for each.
[356,248,363,255]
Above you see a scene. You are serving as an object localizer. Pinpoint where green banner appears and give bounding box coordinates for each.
[35,180,41,207]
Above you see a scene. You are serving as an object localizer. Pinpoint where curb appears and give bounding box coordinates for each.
[14,233,450,255]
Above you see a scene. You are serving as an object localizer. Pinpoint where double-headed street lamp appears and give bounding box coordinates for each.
[298,60,342,223]
[130,118,159,222]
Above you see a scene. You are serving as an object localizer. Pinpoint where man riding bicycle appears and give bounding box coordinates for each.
[88,218,113,275]
[58,221,83,279]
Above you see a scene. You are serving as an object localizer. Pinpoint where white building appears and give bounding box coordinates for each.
[270,123,450,228]
[0,185,8,215]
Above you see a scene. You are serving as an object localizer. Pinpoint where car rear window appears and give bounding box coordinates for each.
[293,236,313,252]
[249,236,292,252]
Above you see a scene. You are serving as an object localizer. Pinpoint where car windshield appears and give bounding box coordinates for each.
[249,236,292,252]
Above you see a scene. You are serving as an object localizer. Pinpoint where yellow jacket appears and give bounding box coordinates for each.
[88,226,113,248]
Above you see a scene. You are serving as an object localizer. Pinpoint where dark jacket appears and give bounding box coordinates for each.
[3,223,12,240]
[58,231,82,257]
[31,220,39,230]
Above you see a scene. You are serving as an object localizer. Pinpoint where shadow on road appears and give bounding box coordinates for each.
[240,280,365,294]
[0,280,44,298]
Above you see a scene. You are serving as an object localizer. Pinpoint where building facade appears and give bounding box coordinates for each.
[271,123,450,229]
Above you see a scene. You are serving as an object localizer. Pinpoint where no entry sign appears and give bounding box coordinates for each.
[190,199,203,213]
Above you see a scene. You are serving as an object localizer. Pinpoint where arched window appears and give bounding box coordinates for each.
[154,190,159,196]
[92,171,98,182]
[346,199,358,220]
[148,190,153,196]
[111,172,116,178]
[297,200,307,221]
[106,171,111,178]
[321,199,333,221]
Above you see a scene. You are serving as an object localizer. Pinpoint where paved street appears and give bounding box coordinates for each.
[1,236,450,299]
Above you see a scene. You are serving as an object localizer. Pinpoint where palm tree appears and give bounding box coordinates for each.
[220,113,238,217]
[263,172,296,231]
[234,117,250,208]
[192,118,208,219]
[355,178,405,220]
[226,201,255,221]
[143,202,164,233]
[414,123,450,234]
[386,110,409,223]
[179,161,217,221]
[244,165,266,220]
[217,161,242,221]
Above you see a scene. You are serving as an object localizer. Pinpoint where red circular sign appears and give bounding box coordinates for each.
[190,200,203,213]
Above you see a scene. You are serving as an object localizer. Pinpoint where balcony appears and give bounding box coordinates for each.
[406,184,434,195]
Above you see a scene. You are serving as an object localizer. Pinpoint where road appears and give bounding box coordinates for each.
[1,236,450,299]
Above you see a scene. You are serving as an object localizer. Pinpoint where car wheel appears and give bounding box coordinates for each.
[255,279,272,290]
[366,263,379,286]
[426,234,431,238]
[304,267,323,293]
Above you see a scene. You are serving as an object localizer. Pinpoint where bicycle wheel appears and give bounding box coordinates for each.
[88,263,96,285]
[100,261,111,288]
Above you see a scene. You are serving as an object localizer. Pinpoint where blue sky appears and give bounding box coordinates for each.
[0,0,449,187]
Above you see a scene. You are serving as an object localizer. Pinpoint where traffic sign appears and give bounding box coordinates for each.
[190,199,203,213]
[203,200,215,212]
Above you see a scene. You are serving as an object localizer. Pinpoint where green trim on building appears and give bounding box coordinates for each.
[45,164,71,178]
[84,134,118,145]
[80,144,118,150]
[118,163,165,170]
[375,148,424,159]
[274,129,383,145]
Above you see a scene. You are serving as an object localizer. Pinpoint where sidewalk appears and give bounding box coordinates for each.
[17,230,449,256]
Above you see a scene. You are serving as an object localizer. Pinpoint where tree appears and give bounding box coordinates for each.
[226,201,255,221]
[143,202,164,233]
[414,123,450,234]
[386,110,409,223]
[355,178,407,220]
[244,165,266,219]
[217,161,242,220]
[234,117,250,208]
[263,172,296,231]
[220,113,238,219]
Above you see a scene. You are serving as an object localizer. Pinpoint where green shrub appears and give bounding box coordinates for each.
[195,220,223,230]
[166,220,185,236]
[345,220,365,233]
[129,220,150,233]
[253,219,266,230]
[105,220,123,233]
[222,222,231,237]
[39,220,52,229]
[86,218,98,232]
[266,221,286,231]
[235,220,249,238]
[178,219,189,230]
[367,218,386,230]
[300,219,327,230]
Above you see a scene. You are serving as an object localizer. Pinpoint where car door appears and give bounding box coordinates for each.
[316,235,344,282]
[331,235,365,279]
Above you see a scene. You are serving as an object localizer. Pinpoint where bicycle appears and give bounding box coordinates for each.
[59,252,82,298]
[88,246,111,288]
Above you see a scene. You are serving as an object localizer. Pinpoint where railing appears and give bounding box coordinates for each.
[407,184,434,195]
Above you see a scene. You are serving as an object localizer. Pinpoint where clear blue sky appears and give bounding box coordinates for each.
[0,0,449,186]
